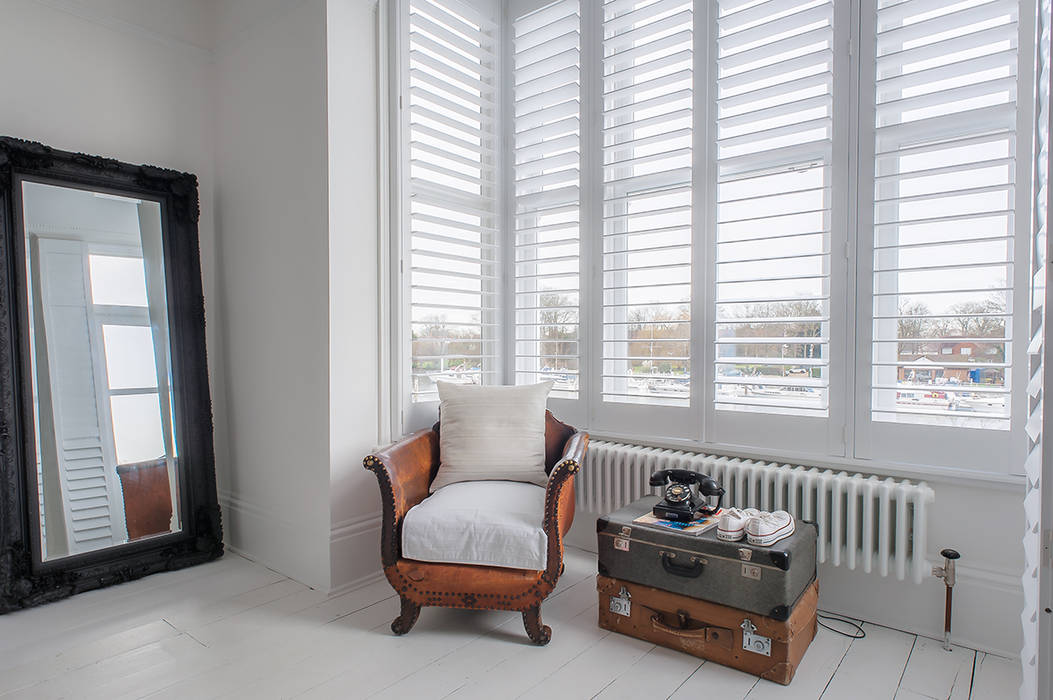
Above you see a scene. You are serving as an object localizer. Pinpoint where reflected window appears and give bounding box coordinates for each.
[109,394,165,465]
[21,180,178,560]
[102,325,158,390]
[89,255,148,307]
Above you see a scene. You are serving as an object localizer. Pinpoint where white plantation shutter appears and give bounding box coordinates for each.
[869,0,1021,429]
[513,0,581,399]
[601,0,694,408]
[389,0,1041,470]
[713,0,834,418]
[405,0,499,405]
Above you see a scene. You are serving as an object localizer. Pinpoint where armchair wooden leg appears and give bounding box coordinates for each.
[522,604,551,646]
[391,597,421,636]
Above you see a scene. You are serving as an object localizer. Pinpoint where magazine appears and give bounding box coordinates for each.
[632,510,722,536]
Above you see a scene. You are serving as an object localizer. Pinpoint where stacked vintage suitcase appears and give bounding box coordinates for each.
[596,495,819,685]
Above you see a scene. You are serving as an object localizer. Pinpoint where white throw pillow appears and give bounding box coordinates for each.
[431,381,553,491]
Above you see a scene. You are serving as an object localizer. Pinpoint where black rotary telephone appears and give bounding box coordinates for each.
[650,469,725,523]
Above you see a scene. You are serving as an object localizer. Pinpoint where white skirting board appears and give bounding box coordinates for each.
[218,494,332,592]
[329,513,383,596]
[567,509,1024,659]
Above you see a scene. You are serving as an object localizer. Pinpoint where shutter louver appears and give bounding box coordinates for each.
[602,0,693,407]
[407,0,499,403]
[513,0,581,399]
[870,0,1018,429]
[714,0,834,417]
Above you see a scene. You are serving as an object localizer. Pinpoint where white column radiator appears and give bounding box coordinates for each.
[578,440,936,584]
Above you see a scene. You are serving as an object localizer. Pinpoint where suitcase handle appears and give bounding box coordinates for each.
[660,551,704,578]
[649,614,734,650]
[650,614,707,639]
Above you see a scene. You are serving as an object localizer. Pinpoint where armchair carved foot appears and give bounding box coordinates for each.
[522,605,551,646]
[391,597,421,636]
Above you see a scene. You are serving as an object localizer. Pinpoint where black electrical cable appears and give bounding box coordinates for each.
[817,612,866,639]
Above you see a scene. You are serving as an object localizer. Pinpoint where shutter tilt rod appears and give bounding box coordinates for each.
[931,548,961,651]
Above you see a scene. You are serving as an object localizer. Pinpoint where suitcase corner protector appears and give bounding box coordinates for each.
[768,604,791,621]
[769,550,791,571]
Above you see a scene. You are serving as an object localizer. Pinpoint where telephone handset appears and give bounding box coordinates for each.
[649,469,726,523]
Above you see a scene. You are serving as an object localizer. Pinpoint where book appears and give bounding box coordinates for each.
[632,510,722,536]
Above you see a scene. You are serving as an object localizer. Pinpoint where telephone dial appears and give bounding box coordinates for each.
[649,469,725,523]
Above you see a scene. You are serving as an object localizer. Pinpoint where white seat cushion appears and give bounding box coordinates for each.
[401,481,548,570]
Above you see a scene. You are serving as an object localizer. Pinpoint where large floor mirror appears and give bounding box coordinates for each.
[0,137,221,612]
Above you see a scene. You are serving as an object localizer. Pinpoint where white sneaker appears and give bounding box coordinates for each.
[717,508,760,542]
[746,511,796,546]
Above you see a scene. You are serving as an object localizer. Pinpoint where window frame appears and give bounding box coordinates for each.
[385,0,1040,480]
[851,0,1036,474]
[701,0,853,458]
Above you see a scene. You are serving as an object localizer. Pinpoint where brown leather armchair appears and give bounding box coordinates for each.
[363,411,588,645]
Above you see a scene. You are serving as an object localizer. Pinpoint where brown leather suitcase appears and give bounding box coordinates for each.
[597,574,818,685]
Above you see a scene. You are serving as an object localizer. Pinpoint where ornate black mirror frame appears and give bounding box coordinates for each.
[0,136,222,612]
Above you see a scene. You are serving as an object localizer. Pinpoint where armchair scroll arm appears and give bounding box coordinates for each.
[363,428,439,567]
[542,430,589,583]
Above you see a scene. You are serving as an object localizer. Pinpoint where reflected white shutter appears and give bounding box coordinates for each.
[714,0,834,417]
[513,0,581,399]
[601,0,693,407]
[406,0,499,403]
[869,0,1019,429]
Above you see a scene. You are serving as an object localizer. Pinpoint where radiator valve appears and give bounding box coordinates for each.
[932,548,960,651]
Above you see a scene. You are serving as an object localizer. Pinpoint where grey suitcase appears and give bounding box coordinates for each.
[597,496,817,620]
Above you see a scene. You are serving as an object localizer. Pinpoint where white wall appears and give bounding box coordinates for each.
[213,0,334,591]
[327,0,386,593]
[0,0,229,559]
[0,0,386,594]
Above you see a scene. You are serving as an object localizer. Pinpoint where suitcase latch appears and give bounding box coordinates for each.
[609,587,632,617]
[740,619,772,656]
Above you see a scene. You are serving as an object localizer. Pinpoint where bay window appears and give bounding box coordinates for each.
[389,0,1041,475]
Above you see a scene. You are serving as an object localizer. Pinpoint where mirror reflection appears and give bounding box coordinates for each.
[21,181,180,561]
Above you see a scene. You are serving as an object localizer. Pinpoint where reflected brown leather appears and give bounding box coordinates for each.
[363,411,589,645]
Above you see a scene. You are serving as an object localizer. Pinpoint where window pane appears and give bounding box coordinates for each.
[513,0,581,399]
[870,0,1018,430]
[89,255,148,307]
[110,393,165,465]
[712,0,834,418]
[602,0,693,407]
[406,0,499,403]
[102,325,158,390]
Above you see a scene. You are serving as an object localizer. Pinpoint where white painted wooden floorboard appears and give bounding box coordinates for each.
[236,609,514,699]
[279,552,602,700]
[592,645,703,700]
[668,660,761,700]
[145,595,400,700]
[0,550,1026,700]
[0,555,283,673]
[369,572,599,699]
[744,619,857,700]
[0,554,252,649]
[895,636,976,700]
[444,606,610,699]
[517,621,655,700]
[147,581,399,697]
[970,652,1023,700]
[0,619,181,696]
[820,623,916,700]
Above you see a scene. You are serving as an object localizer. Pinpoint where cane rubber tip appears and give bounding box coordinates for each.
[941,548,960,560]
